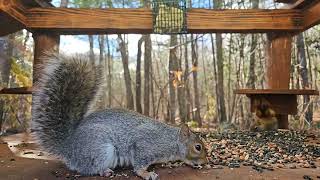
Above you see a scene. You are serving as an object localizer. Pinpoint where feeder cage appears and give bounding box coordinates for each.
[152,0,187,34]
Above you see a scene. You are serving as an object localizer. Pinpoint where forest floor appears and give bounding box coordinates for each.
[0,132,320,180]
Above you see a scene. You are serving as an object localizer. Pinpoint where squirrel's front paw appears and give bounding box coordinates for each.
[146,172,159,180]
[99,168,114,177]
[136,169,159,180]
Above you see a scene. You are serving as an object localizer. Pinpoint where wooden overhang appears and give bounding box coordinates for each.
[0,0,53,36]
[235,89,319,95]
[0,0,319,36]
[235,89,319,115]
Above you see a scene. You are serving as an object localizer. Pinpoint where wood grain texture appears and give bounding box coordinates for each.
[33,32,60,83]
[302,0,320,30]
[265,33,292,90]
[26,8,304,34]
[0,87,32,94]
[235,89,319,95]
[0,0,27,25]
[265,33,293,129]
[0,0,27,35]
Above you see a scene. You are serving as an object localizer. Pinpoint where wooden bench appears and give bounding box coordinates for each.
[235,89,319,128]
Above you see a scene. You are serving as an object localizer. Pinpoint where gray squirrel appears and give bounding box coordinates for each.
[32,54,208,180]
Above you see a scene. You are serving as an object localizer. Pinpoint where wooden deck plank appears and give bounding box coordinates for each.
[235,89,319,95]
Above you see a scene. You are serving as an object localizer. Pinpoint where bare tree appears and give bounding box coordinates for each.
[144,35,152,116]
[118,35,134,110]
[184,35,191,121]
[246,0,259,89]
[191,34,202,126]
[177,35,187,123]
[136,37,144,114]
[106,35,112,107]
[168,35,178,124]
[88,35,95,66]
[214,0,227,123]
[297,33,313,124]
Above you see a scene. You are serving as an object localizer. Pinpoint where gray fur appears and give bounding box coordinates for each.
[32,54,204,178]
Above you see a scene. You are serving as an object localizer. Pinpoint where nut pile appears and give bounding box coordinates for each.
[204,130,320,171]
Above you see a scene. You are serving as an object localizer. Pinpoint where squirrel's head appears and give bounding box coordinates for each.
[178,124,208,166]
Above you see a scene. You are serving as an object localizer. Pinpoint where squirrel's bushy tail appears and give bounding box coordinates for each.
[32,54,101,155]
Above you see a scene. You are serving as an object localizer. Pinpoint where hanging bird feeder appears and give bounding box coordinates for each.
[152,0,187,34]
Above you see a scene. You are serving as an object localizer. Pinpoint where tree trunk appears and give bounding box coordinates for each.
[136,37,144,114]
[0,36,12,85]
[0,35,14,132]
[168,35,178,124]
[216,33,227,123]
[297,33,313,124]
[98,35,105,65]
[191,34,202,127]
[246,0,259,89]
[88,35,95,66]
[106,35,112,107]
[246,34,257,89]
[98,35,106,108]
[214,0,227,123]
[210,34,219,123]
[177,36,187,123]
[144,35,152,116]
[118,35,134,110]
[184,35,191,121]
[227,34,233,122]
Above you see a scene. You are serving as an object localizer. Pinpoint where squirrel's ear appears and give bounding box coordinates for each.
[179,124,190,141]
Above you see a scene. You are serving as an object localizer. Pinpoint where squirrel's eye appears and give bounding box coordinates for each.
[195,144,202,151]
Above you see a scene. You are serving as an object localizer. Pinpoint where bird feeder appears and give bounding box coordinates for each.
[152,0,187,34]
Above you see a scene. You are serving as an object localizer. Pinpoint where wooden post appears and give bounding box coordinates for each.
[265,33,293,129]
[33,32,60,83]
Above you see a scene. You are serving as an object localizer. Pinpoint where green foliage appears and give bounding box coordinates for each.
[10,57,32,87]
[203,94,217,122]
[187,120,198,128]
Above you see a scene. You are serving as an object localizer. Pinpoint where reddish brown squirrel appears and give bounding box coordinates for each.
[251,98,278,131]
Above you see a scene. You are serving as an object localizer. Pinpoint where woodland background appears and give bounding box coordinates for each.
[0,0,319,134]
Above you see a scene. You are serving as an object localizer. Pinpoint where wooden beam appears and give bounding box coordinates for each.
[0,87,32,94]
[0,0,27,36]
[265,33,293,129]
[266,33,292,89]
[33,32,60,83]
[275,0,298,4]
[235,89,319,95]
[302,0,320,30]
[26,8,304,34]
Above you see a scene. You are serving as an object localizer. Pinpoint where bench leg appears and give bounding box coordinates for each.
[277,115,289,129]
